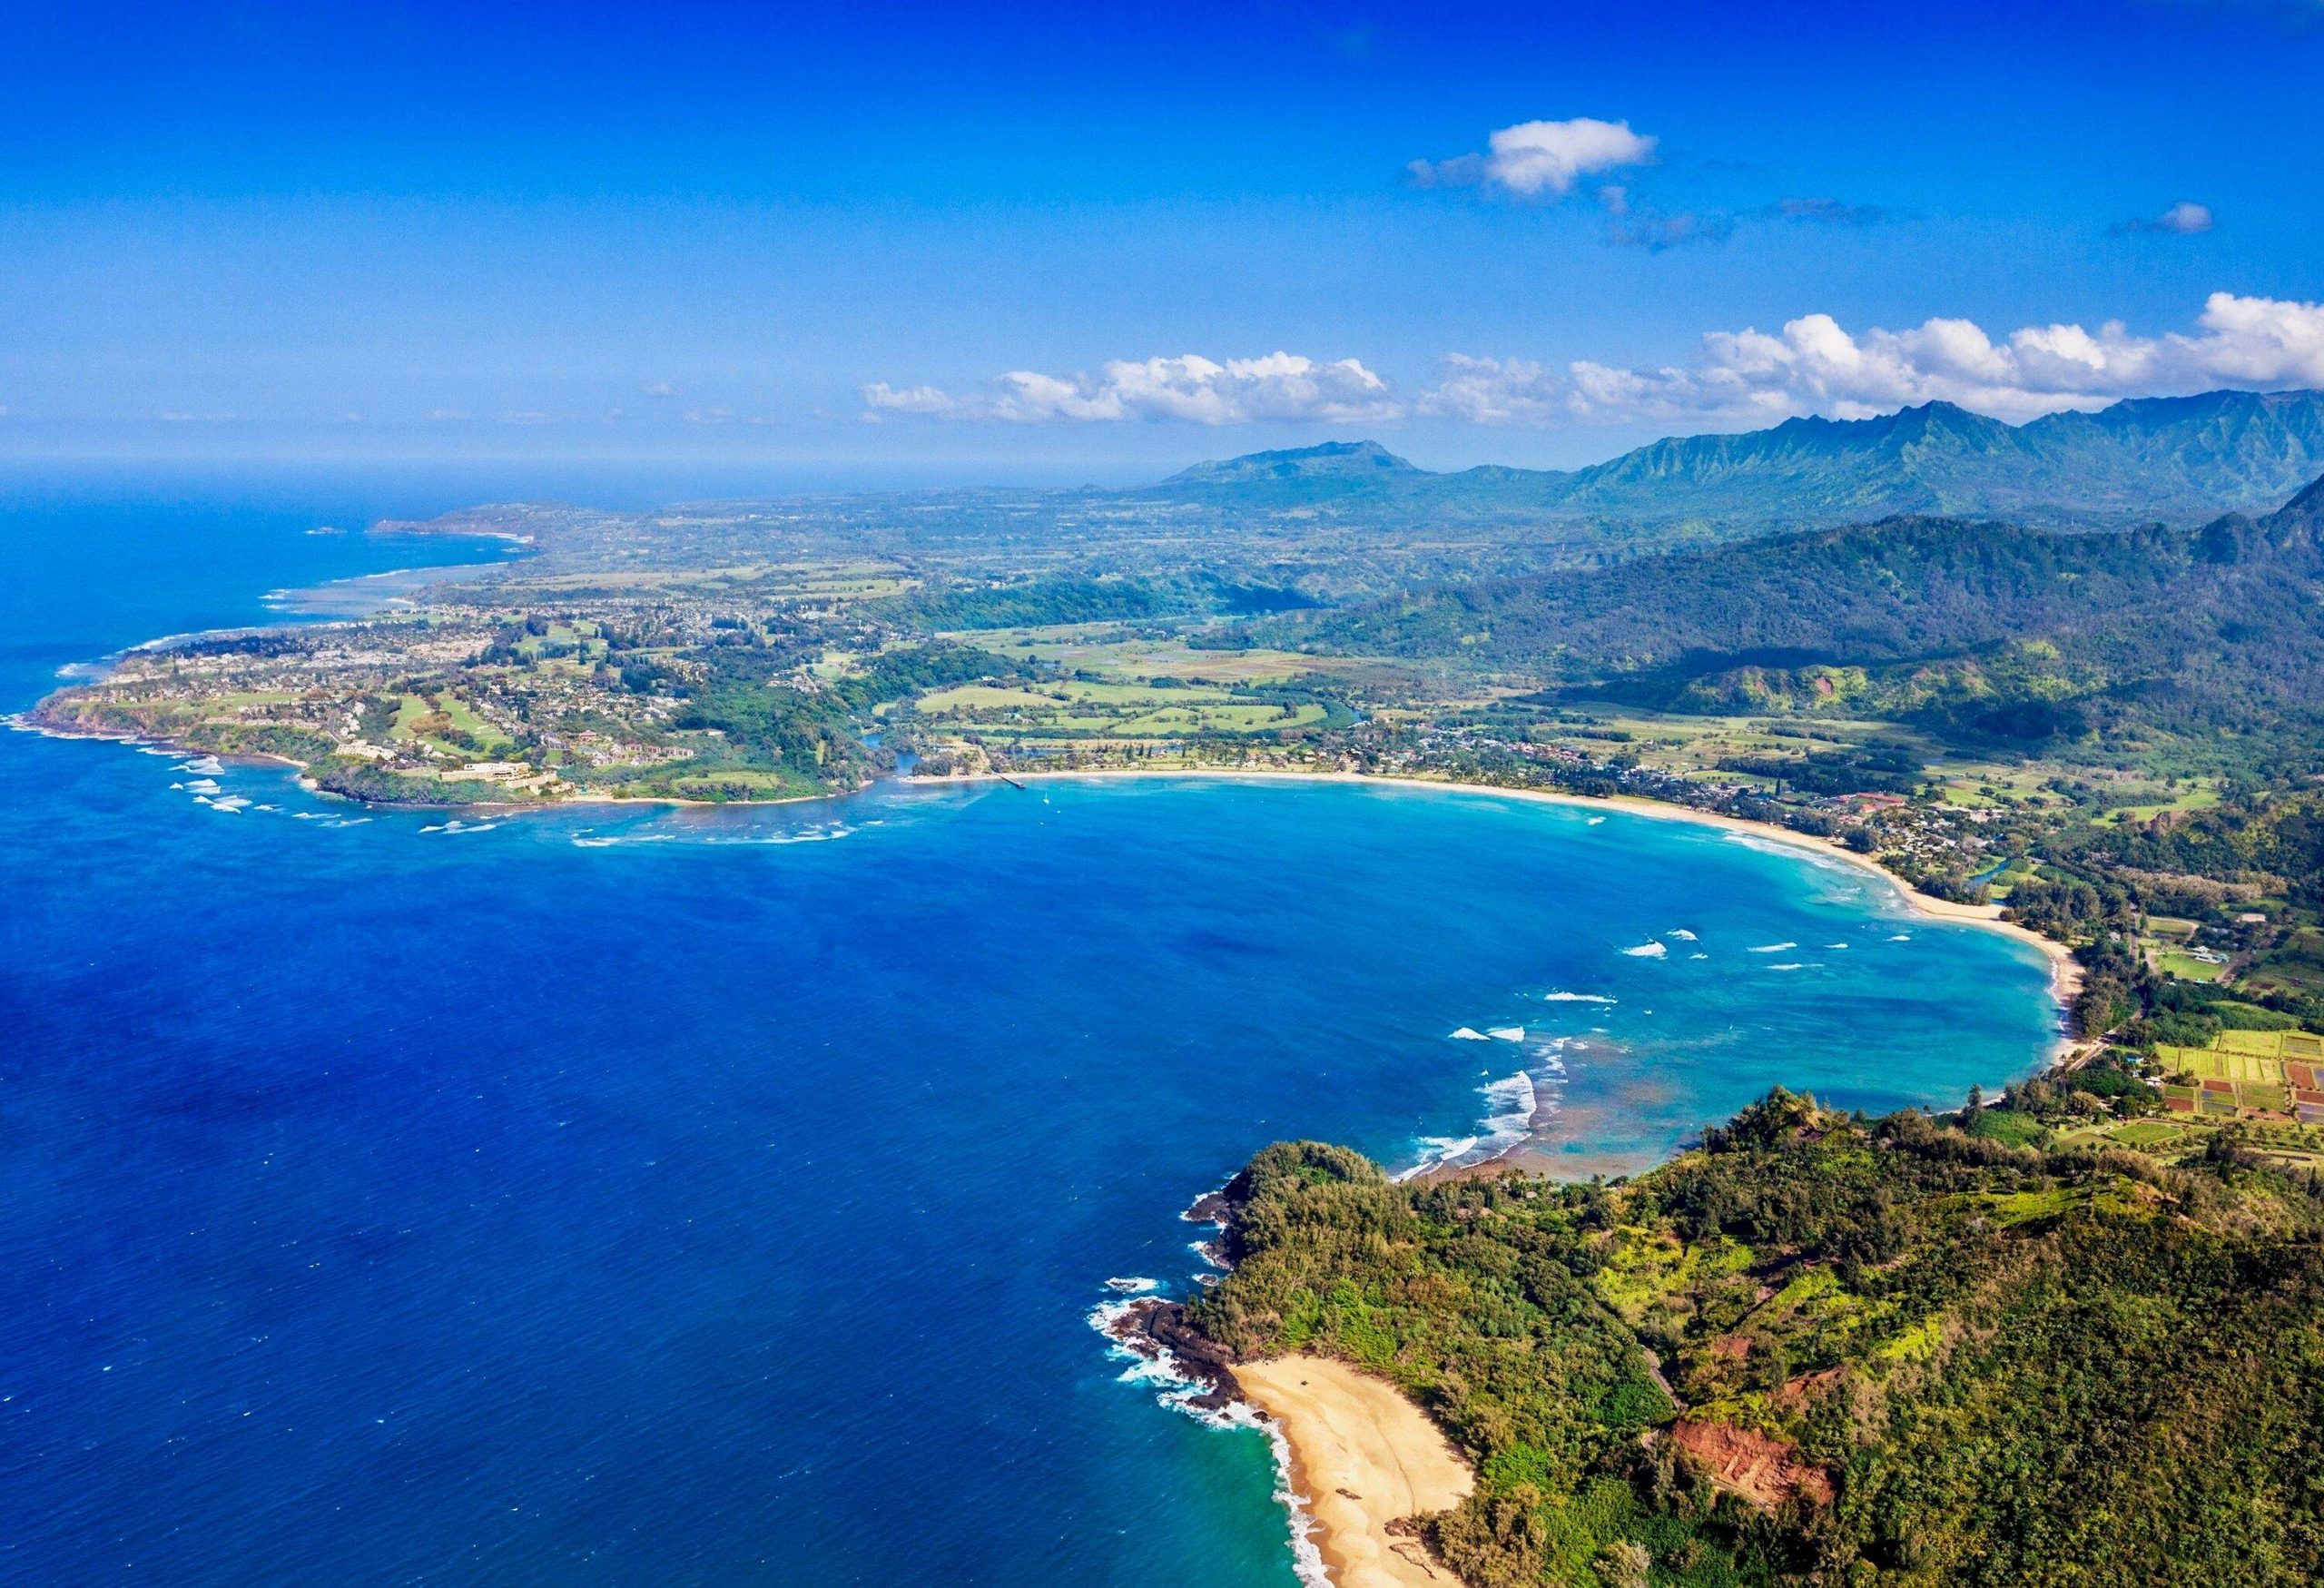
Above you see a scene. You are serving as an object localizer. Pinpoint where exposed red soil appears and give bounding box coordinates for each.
[1670,1419,1834,1510]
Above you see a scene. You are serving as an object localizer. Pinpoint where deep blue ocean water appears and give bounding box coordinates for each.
[0,476,2059,1585]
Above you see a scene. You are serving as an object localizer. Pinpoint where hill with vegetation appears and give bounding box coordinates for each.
[1187,1092,2324,1587]
[1146,389,2324,530]
[1228,468,2324,755]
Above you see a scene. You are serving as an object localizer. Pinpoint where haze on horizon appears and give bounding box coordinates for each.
[4,0,2322,482]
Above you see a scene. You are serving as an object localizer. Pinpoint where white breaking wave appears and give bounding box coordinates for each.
[1105,1277,1160,1294]
[1826,942,1850,950]
[1088,1301,1330,1588]
[1397,1070,1542,1183]
[1748,942,1797,953]
[1666,929,1698,941]
[1888,932,1912,941]
[1542,991,1615,1004]
[419,819,498,835]
[1768,962,1807,971]
[1450,1026,1489,1041]
[1487,1026,1525,1042]
[1621,942,1668,958]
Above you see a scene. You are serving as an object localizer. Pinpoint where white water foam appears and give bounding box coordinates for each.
[1542,991,1615,1004]
[419,819,498,835]
[1104,1277,1160,1294]
[1486,1026,1525,1042]
[1087,1301,1329,1588]
[1620,942,1667,958]
[1768,962,1807,971]
[1449,1026,1488,1041]
[1666,929,1698,941]
[1748,942,1797,953]
[1398,1069,1542,1183]
[704,824,858,846]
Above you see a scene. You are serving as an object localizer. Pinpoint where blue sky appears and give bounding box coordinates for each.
[3,0,2321,479]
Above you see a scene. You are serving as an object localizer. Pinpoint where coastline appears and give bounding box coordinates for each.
[1232,1356,1473,1588]
[25,711,2083,1037]
[24,714,2083,1048]
[909,765,2086,1041]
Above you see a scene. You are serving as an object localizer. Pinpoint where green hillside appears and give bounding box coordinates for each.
[1190,1091,2324,1586]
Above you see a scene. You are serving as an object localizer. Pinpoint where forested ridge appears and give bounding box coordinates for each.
[1152,390,2324,530]
[1191,1092,2324,1587]
[1233,472,2324,748]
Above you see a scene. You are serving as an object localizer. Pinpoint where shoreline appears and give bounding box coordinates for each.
[1232,1356,1473,1588]
[25,715,2084,1036]
[910,764,2086,1037]
[22,717,2085,1060]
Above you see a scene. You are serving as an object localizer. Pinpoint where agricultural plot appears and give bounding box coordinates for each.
[2155,1029,2324,1125]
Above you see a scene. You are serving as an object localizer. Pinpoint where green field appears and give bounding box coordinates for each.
[911,679,1329,740]
[2152,1028,2324,1135]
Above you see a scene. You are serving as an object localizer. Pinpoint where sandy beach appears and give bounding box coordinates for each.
[1234,1356,1473,1588]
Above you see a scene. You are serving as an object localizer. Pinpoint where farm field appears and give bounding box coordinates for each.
[2155,1028,2324,1125]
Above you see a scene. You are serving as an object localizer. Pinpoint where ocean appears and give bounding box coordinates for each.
[0,474,2059,1585]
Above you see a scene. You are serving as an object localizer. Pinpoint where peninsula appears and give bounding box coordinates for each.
[1135,1098,2324,1587]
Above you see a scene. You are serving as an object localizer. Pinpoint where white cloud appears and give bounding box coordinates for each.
[860,382,959,419]
[863,352,1398,426]
[1414,356,1565,425]
[1433,293,2324,429]
[1409,116,1656,199]
[639,380,677,398]
[2114,200,2215,235]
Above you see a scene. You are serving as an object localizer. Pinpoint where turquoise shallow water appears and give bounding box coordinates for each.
[0,481,2059,1585]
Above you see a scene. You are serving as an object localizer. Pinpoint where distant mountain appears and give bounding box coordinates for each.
[1143,388,2324,531]
[1161,439,1420,488]
[1238,464,2324,745]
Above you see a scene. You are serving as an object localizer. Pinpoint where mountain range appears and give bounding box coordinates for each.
[1146,389,2324,531]
[1231,460,2324,747]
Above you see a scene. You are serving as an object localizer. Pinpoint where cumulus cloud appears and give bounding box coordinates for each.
[1409,116,1656,199]
[2112,201,2215,235]
[1456,292,2324,428]
[863,352,1399,426]
[1413,356,1565,425]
